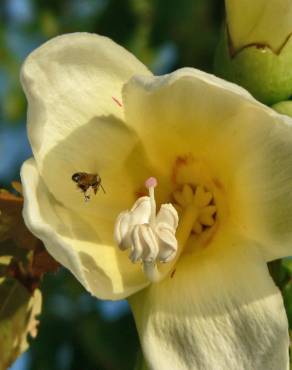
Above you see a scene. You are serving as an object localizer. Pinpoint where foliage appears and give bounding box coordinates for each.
[0,275,41,370]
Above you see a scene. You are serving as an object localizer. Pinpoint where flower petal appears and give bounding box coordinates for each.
[122,68,257,177]
[21,158,149,299]
[29,113,156,230]
[21,33,151,161]
[129,231,289,370]
[21,33,152,220]
[232,112,292,261]
[123,69,292,261]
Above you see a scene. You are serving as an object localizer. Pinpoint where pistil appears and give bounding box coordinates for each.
[114,178,217,283]
[114,177,178,282]
[145,177,157,226]
[176,202,199,249]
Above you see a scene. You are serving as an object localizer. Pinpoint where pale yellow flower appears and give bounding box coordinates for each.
[21,33,292,369]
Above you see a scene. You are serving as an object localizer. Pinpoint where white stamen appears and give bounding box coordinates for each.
[114,177,178,283]
[142,262,162,283]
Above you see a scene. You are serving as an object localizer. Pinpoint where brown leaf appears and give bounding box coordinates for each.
[0,186,39,250]
[32,246,60,276]
[0,183,59,289]
[11,182,22,195]
[0,277,42,370]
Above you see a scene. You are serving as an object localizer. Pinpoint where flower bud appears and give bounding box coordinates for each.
[215,0,292,105]
[226,0,292,54]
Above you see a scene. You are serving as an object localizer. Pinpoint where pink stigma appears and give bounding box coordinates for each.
[145,177,158,189]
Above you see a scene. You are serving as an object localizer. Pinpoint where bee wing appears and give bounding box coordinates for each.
[100,184,106,194]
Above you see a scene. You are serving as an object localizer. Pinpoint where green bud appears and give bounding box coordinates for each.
[215,1,292,105]
[215,29,292,105]
[225,0,292,54]
[272,101,292,118]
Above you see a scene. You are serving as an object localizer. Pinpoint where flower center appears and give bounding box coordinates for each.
[171,183,217,253]
[115,177,179,282]
[169,154,225,255]
[114,157,224,283]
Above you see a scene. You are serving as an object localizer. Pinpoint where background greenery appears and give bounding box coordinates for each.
[0,1,291,369]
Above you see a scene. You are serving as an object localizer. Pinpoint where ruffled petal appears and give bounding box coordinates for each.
[122,68,259,181]
[21,33,151,161]
[21,33,152,220]
[21,158,148,300]
[123,68,258,168]
[28,113,156,230]
[123,69,292,261]
[130,231,289,370]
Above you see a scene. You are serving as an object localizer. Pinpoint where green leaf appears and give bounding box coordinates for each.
[282,258,292,275]
[134,349,149,370]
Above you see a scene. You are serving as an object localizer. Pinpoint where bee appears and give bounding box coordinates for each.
[72,172,105,201]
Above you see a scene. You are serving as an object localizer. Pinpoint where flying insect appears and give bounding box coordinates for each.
[72,172,105,201]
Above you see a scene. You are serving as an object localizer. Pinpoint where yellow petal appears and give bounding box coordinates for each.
[30,115,157,231]
[123,69,292,261]
[21,158,148,299]
[130,231,289,370]
[21,33,152,216]
[231,111,292,261]
[122,68,256,176]
[21,33,151,160]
